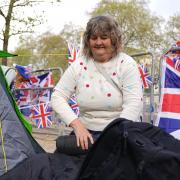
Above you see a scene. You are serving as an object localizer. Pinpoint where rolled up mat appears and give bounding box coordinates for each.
[56,135,99,155]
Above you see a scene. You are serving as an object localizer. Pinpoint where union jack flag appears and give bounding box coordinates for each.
[30,72,54,103]
[37,72,54,103]
[30,72,54,88]
[31,103,53,128]
[172,41,180,49]
[68,43,78,64]
[68,95,79,116]
[15,82,32,107]
[156,48,180,139]
[173,56,180,70]
[38,72,54,88]
[138,64,152,89]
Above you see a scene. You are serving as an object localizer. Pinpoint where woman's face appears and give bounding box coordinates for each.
[89,33,113,63]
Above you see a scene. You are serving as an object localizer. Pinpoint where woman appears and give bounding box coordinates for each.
[51,15,143,151]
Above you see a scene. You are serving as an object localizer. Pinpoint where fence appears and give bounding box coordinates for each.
[12,67,63,128]
[131,52,160,124]
[9,52,161,128]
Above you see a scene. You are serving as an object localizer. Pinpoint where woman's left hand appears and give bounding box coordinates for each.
[70,119,94,150]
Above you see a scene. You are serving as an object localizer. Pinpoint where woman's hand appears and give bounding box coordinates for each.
[70,119,94,150]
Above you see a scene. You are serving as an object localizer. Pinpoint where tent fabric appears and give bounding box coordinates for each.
[0,152,85,180]
[0,51,17,58]
[1,66,16,86]
[0,66,44,176]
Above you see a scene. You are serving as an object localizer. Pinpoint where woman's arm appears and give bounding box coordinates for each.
[120,59,143,121]
[51,63,94,149]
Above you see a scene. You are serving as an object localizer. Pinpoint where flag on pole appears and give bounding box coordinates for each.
[156,43,180,139]
[68,43,78,64]
[138,64,152,89]
[31,103,53,128]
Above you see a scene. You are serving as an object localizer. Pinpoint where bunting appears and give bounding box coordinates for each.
[31,102,53,128]
[12,66,54,128]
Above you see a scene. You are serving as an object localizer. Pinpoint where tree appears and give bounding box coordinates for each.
[60,22,84,48]
[35,32,68,70]
[12,35,38,66]
[0,0,61,65]
[164,14,180,49]
[12,32,68,83]
[89,0,164,54]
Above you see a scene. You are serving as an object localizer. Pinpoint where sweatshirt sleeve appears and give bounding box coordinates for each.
[119,57,143,121]
[50,63,78,126]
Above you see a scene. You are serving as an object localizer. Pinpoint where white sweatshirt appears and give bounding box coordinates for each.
[51,52,143,131]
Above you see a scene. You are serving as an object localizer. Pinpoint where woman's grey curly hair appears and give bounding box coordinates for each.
[83,15,122,59]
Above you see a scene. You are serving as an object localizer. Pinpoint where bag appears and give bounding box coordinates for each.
[77,118,180,180]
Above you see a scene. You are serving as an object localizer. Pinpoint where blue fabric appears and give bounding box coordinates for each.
[15,65,30,79]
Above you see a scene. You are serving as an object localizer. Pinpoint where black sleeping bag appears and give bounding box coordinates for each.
[77,118,180,180]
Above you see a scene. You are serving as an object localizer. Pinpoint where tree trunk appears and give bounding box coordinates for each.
[2,0,15,65]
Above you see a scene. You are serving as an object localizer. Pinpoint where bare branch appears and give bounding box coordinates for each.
[0,9,5,19]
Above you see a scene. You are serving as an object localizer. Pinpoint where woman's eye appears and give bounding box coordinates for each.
[90,36,97,40]
[101,36,108,39]
[101,34,110,39]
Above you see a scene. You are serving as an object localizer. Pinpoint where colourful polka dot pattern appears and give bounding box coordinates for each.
[86,84,90,88]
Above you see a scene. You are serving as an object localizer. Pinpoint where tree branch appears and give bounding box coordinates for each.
[0,9,5,19]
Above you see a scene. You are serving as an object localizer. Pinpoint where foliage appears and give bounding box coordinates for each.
[89,0,164,54]
[164,14,180,50]
[60,22,84,48]
[12,32,68,83]
[0,0,61,65]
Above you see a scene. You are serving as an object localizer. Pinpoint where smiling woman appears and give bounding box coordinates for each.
[51,15,143,153]
[83,16,122,63]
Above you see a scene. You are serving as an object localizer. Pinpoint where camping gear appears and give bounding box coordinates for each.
[0,65,44,176]
[0,51,17,58]
[77,118,180,180]
[56,134,99,155]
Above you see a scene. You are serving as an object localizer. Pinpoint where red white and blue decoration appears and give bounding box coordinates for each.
[156,42,180,139]
[68,43,78,64]
[138,64,152,89]
[31,103,53,128]
[68,95,79,116]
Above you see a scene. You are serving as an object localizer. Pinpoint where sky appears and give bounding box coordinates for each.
[149,0,180,19]
[38,0,180,34]
[4,0,180,50]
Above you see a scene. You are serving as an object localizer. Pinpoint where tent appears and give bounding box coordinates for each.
[0,51,17,58]
[0,65,44,176]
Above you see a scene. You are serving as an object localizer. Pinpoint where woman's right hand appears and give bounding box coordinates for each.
[70,119,94,150]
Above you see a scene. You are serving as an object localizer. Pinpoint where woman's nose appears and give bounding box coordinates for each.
[95,37,103,45]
